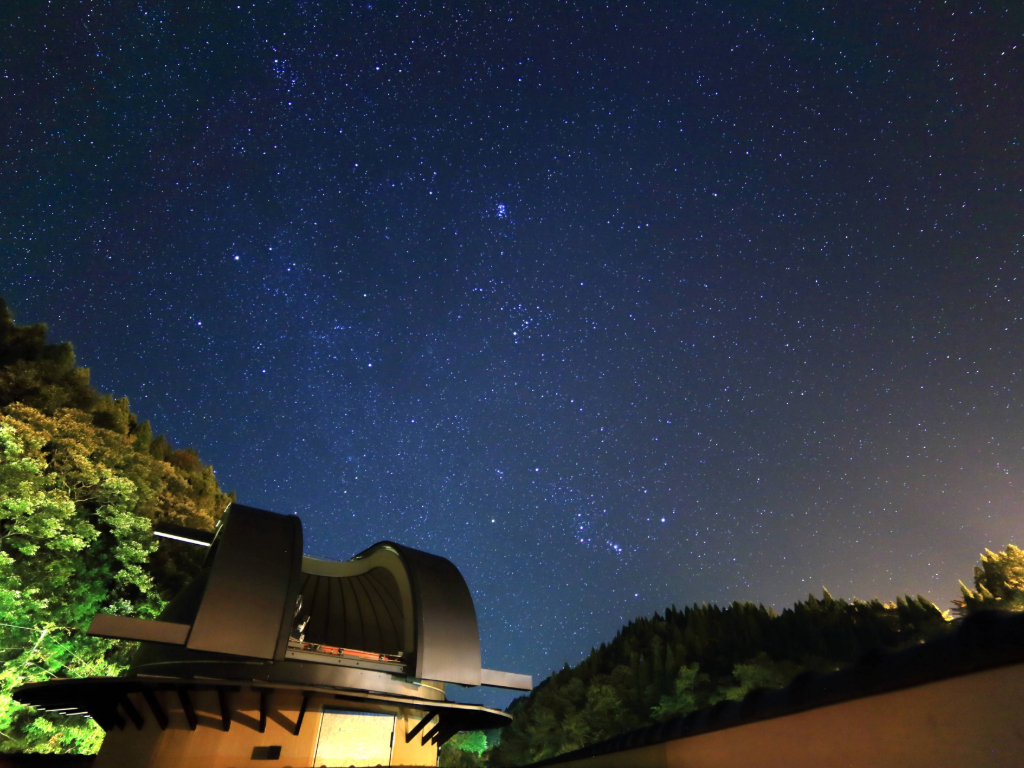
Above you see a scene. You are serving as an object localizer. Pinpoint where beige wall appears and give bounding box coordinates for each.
[550,662,1024,768]
[390,706,440,767]
[93,690,439,768]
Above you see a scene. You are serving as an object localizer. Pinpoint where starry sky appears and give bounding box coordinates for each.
[2,2,1023,708]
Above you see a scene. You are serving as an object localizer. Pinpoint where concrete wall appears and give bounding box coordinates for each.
[547,662,1024,768]
[92,690,439,768]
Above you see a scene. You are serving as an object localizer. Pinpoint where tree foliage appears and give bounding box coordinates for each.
[489,591,950,766]
[957,544,1024,614]
[0,299,231,753]
[439,731,490,767]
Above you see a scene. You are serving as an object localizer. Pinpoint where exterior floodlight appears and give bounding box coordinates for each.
[152,523,215,546]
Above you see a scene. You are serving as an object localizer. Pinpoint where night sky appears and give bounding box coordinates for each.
[2,2,1022,708]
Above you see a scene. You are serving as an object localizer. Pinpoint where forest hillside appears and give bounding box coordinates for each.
[481,592,949,766]
[447,543,1024,768]
[0,299,231,753]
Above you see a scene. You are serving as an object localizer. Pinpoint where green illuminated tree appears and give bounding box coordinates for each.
[439,731,490,767]
[715,653,802,702]
[0,298,231,753]
[0,415,145,753]
[651,663,705,721]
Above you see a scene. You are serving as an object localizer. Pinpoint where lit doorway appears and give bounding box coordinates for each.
[314,708,396,767]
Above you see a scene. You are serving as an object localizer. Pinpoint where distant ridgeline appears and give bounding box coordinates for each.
[0,298,232,754]
[487,592,953,766]
[484,543,1024,768]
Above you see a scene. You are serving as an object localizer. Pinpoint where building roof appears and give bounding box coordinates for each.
[14,503,530,738]
[80,504,521,689]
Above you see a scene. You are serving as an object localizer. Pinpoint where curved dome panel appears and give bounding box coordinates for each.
[297,566,404,655]
[387,542,482,686]
[302,542,482,685]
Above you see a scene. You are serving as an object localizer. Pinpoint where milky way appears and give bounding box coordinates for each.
[2,2,1022,707]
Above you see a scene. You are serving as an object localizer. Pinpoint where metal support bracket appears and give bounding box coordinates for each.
[258,688,270,733]
[407,709,439,743]
[422,720,443,746]
[177,687,197,731]
[218,689,231,732]
[142,689,168,731]
[119,693,144,730]
[294,692,310,736]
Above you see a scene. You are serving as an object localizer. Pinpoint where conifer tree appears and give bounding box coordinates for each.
[957,545,1024,614]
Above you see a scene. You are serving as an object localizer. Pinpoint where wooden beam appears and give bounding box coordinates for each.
[142,689,168,730]
[177,687,197,731]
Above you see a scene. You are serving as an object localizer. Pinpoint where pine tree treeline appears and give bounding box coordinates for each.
[489,591,950,766]
[0,298,232,753]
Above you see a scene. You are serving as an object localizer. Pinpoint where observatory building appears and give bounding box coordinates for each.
[15,504,531,767]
